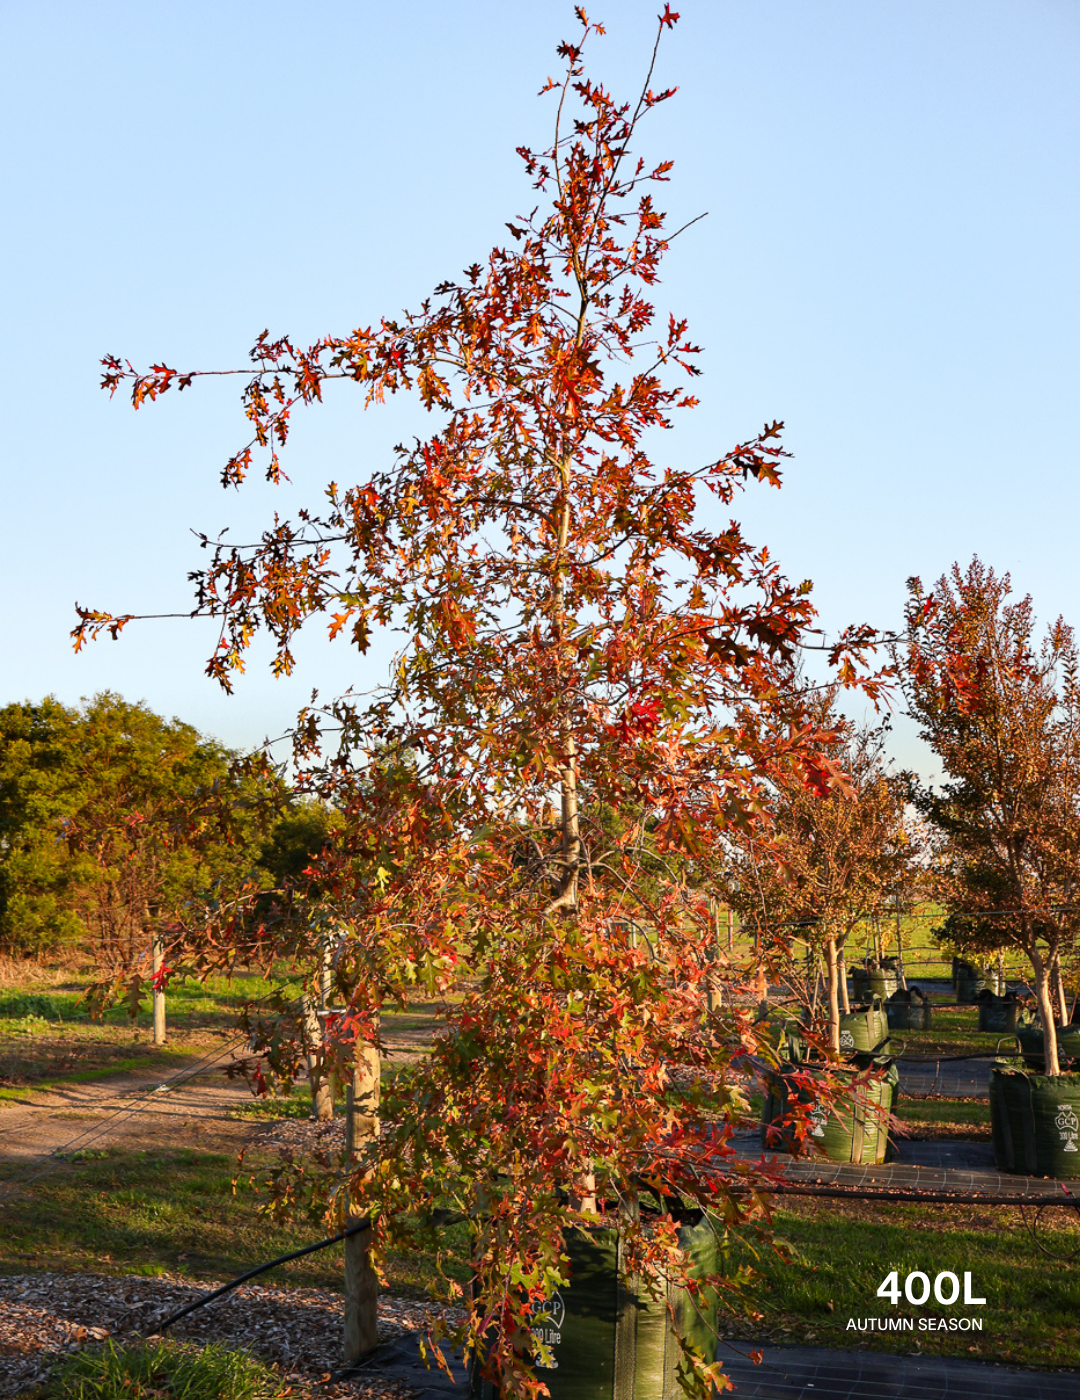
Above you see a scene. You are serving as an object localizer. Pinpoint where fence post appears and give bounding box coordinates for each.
[152,932,166,1046]
[343,1032,380,1363]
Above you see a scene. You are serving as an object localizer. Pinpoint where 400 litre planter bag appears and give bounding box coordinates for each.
[470,1217,721,1400]
[989,1066,1080,1177]
[837,998,889,1053]
[760,1061,898,1164]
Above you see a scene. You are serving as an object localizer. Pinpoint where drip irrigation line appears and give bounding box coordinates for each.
[154,1217,372,1333]
[760,1181,1080,1208]
[1018,1201,1080,1260]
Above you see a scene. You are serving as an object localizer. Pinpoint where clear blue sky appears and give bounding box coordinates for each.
[2,1,1077,777]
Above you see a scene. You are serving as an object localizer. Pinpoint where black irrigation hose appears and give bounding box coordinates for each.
[762,1182,1080,1208]
[1018,1201,1080,1260]
[149,1185,1076,1341]
[155,1217,372,1334]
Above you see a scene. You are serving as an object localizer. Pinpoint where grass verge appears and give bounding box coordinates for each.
[43,1338,285,1400]
[724,1197,1080,1368]
[0,1144,467,1299]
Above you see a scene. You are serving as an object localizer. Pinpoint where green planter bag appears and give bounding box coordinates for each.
[838,997,889,1054]
[886,988,931,1031]
[954,961,1004,1003]
[761,1060,898,1164]
[1015,1022,1080,1070]
[989,1066,1080,1177]
[850,963,898,1002]
[753,1005,807,1064]
[470,1217,721,1400]
[976,992,1027,1035]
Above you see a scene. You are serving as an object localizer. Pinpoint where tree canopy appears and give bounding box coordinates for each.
[0,693,281,966]
[81,11,887,1394]
[725,691,913,1050]
[902,558,1080,1073]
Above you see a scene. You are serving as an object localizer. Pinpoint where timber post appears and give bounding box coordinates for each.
[343,1032,380,1362]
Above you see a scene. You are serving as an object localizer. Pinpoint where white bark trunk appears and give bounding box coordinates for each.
[825,937,841,1054]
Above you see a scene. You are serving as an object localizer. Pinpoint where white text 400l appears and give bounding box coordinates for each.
[876,1271,985,1306]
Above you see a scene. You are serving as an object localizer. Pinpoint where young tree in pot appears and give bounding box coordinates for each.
[78,12,885,1394]
[901,559,1080,1077]
[725,691,914,1054]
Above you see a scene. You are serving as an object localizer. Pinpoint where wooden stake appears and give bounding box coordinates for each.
[343,1033,380,1363]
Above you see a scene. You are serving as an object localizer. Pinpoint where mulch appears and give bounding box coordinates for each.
[0,1272,463,1399]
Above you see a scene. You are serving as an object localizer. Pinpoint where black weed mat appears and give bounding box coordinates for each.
[342,1335,1079,1400]
[715,1342,1080,1399]
[338,1335,469,1395]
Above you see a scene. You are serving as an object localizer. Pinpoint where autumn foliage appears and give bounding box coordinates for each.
[82,11,886,1393]
[903,558,1080,1075]
[725,690,913,1052]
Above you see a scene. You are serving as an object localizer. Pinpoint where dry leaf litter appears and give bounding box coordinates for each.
[0,1272,463,1399]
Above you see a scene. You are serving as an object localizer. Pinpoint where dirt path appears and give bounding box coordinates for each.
[0,1019,435,1165]
[0,1061,255,1162]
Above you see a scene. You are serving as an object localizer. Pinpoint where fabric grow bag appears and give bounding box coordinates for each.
[837,997,889,1054]
[850,962,898,1002]
[989,1066,1080,1177]
[954,960,1004,1003]
[470,1217,721,1400]
[976,991,1027,1034]
[760,1060,898,1164]
[1015,1022,1080,1070]
[886,988,931,1031]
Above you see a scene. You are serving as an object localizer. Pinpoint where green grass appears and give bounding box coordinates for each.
[894,1097,990,1129]
[0,1143,468,1299]
[230,1083,314,1120]
[725,1198,1080,1367]
[0,1049,199,1103]
[889,1006,997,1059]
[0,969,313,1098]
[43,1338,285,1400]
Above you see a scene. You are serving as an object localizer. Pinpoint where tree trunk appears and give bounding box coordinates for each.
[151,929,166,1047]
[706,897,722,1015]
[836,942,850,1013]
[1050,952,1069,1028]
[343,1030,380,1363]
[321,935,337,1112]
[303,995,333,1121]
[1030,949,1061,1077]
[824,936,840,1054]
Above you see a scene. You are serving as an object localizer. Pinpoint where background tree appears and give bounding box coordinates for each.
[0,698,85,954]
[724,692,914,1051]
[0,694,275,973]
[81,12,885,1393]
[901,558,1080,1075]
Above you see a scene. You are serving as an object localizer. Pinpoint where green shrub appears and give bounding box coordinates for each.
[45,1340,284,1400]
[0,992,63,1018]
